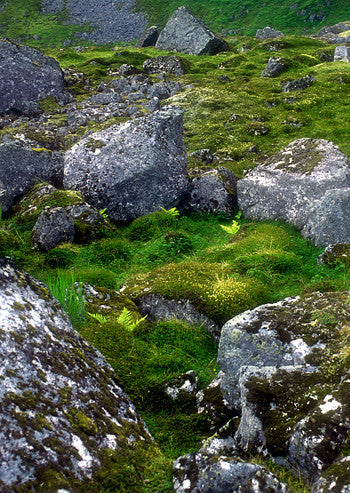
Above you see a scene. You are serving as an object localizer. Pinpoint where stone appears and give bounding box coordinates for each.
[32,206,75,251]
[0,39,70,117]
[0,141,63,215]
[256,26,284,40]
[137,293,220,341]
[317,243,350,266]
[186,167,237,216]
[0,257,152,491]
[117,63,141,76]
[312,456,350,492]
[261,57,286,77]
[190,149,217,165]
[64,106,190,222]
[173,452,289,492]
[155,7,229,55]
[143,55,185,76]
[138,26,159,47]
[164,371,198,400]
[334,45,350,62]
[147,83,171,100]
[237,138,350,245]
[282,75,316,92]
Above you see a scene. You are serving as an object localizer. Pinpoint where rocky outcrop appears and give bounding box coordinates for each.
[261,56,286,77]
[334,45,350,62]
[64,106,190,222]
[256,26,284,40]
[143,55,185,76]
[0,257,152,491]
[282,75,316,92]
[155,7,229,55]
[0,142,63,215]
[138,26,159,47]
[237,138,350,246]
[318,244,350,266]
[0,39,70,116]
[317,22,350,44]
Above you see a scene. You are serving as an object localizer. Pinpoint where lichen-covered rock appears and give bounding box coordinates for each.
[0,257,152,491]
[261,56,286,77]
[282,75,316,92]
[64,106,190,222]
[155,7,229,55]
[143,55,185,76]
[173,452,289,492]
[165,370,198,400]
[318,244,350,266]
[312,456,350,492]
[138,26,159,47]
[32,206,75,251]
[0,39,70,116]
[317,22,350,43]
[237,138,350,245]
[256,26,284,40]
[186,167,237,215]
[334,45,350,62]
[0,142,63,215]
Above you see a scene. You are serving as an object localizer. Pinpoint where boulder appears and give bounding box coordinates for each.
[155,6,229,55]
[334,45,350,62]
[138,26,159,47]
[32,206,75,251]
[0,39,70,116]
[261,56,286,77]
[143,55,185,76]
[312,457,350,492]
[317,22,350,43]
[0,142,63,215]
[256,26,284,40]
[282,75,316,92]
[64,106,190,222]
[317,243,350,266]
[0,257,152,491]
[237,138,350,245]
[186,167,237,215]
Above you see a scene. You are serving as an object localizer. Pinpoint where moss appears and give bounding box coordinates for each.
[86,138,107,152]
[67,409,98,436]
[272,140,323,175]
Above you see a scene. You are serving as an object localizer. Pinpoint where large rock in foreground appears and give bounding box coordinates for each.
[0,257,152,491]
[155,6,229,55]
[0,39,70,116]
[237,138,350,246]
[64,106,190,222]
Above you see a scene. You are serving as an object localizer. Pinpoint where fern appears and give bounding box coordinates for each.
[160,206,179,218]
[220,211,242,236]
[117,307,147,332]
[88,312,107,325]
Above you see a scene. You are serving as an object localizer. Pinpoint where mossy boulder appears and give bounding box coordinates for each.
[318,243,350,266]
[0,256,153,491]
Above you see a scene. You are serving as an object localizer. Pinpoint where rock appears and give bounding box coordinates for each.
[147,83,171,100]
[64,106,190,222]
[0,257,152,491]
[0,39,70,116]
[88,92,124,105]
[334,45,350,62]
[138,26,159,47]
[165,371,198,400]
[0,142,63,215]
[32,206,75,251]
[143,55,185,76]
[282,75,316,92]
[147,97,161,113]
[186,167,237,216]
[173,452,289,493]
[155,6,229,55]
[312,456,350,492]
[67,202,108,242]
[256,26,284,40]
[317,22,350,38]
[137,293,220,341]
[237,138,350,245]
[190,149,217,165]
[117,63,141,76]
[317,243,350,266]
[261,57,286,77]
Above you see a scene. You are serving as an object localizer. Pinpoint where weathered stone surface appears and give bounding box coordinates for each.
[64,106,190,222]
[143,55,185,76]
[137,293,220,341]
[282,75,316,92]
[256,26,284,40]
[32,206,75,251]
[165,371,198,400]
[0,142,63,215]
[261,56,286,77]
[312,456,350,492]
[334,45,350,62]
[138,26,159,47]
[237,138,350,245]
[173,452,289,492]
[186,167,237,215]
[0,257,152,491]
[317,22,350,43]
[318,243,350,266]
[155,7,229,55]
[0,39,70,116]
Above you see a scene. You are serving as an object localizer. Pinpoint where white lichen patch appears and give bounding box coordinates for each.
[319,395,342,414]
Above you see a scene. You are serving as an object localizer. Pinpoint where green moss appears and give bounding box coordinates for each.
[67,409,98,436]
[86,138,107,152]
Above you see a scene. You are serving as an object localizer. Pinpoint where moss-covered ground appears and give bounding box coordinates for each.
[0,34,349,491]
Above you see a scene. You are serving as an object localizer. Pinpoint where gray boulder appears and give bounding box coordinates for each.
[256,26,284,40]
[317,243,350,266]
[143,55,185,76]
[237,138,350,245]
[0,39,70,116]
[155,6,229,55]
[317,22,350,43]
[186,167,237,215]
[64,106,190,222]
[312,457,350,492]
[32,206,75,251]
[282,75,316,92]
[0,257,152,491]
[261,56,286,77]
[138,26,159,47]
[0,141,63,215]
[334,45,350,62]
[164,370,198,400]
